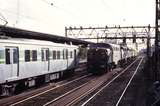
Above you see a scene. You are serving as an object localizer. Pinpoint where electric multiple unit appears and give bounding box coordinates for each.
[0,38,79,95]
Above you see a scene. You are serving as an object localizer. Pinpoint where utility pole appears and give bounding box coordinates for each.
[155,0,160,80]
[65,27,67,37]
[147,24,151,58]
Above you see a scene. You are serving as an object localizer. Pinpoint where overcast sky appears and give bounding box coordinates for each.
[0,0,155,36]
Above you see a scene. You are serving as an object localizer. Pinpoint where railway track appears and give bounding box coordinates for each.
[1,66,122,106]
[0,57,141,106]
[11,75,94,106]
[0,62,87,99]
[0,71,91,106]
[79,56,144,106]
[41,58,140,106]
[43,69,123,106]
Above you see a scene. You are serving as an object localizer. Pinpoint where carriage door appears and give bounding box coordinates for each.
[42,48,49,72]
[5,47,19,78]
[74,49,77,66]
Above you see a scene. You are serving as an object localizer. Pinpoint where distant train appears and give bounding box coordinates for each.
[0,38,79,96]
[87,43,136,74]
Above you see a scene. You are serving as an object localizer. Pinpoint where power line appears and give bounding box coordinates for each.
[40,0,79,19]
[41,0,55,6]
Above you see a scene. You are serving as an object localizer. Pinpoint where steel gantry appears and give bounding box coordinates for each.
[65,25,155,57]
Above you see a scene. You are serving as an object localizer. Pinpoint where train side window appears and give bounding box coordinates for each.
[25,50,30,62]
[46,50,49,61]
[68,50,69,58]
[5,48,10,64]
[13,49,18,63]
[63,50,65,59]
[70,51,73,58]
[61,51,63,59]
[32,50,37,61]
[66,50,68,59]
[59,51,61,59]
[42,50,44,61]
[49,51,52,59]
[57,51,60,59]
[53,50,56,59]
[0,49,4,64]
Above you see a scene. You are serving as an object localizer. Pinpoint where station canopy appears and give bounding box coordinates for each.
[0,25,92,46]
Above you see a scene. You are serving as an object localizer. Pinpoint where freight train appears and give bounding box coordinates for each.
[87,43,136,74]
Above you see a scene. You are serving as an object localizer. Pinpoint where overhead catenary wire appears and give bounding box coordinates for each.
[0,8,51,26]
[41,0,53,6]
[40,0,80,19]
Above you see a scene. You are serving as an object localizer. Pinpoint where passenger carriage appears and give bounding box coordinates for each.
[0,38,79,95]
